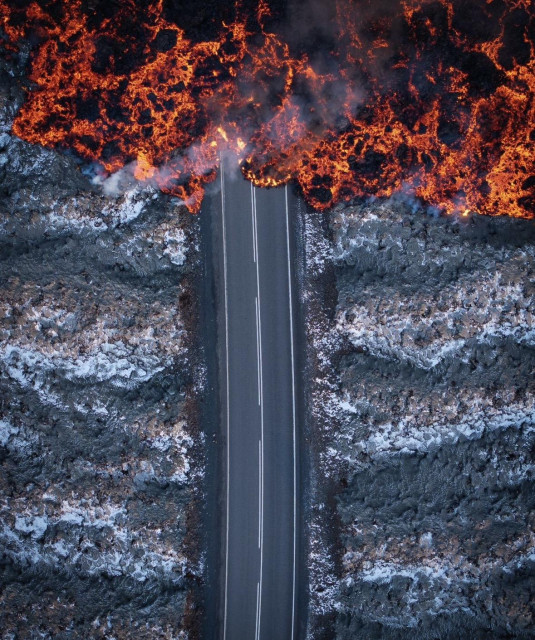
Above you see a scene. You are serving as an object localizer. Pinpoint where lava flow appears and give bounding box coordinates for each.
[0,0,533,216]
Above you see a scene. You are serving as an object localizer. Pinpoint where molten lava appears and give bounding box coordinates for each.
[1,0,533,216]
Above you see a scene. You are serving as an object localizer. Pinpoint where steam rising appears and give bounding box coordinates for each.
[0,0,533,217]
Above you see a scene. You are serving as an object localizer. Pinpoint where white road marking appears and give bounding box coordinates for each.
[285,185,298,640]
[258,440,262,548]
[221,157,231,640]
[253,184,265,640]
[255,296,261,406]
[253,193,263,409]
[251,183,257,263]
[221,177,296,640]
[255,582,260,640]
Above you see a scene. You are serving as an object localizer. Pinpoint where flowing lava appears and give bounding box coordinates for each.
[0,0,533,216]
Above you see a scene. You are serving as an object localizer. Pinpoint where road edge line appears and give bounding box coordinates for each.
[221,157,231,640]
[286,184,298,640]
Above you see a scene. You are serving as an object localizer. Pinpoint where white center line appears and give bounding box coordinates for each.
[253,188,264,414]
[253,184,265,640]
[255,582,260,640]
[221,157,231,640]
[285,185,298,640]
[251,182,257,263]
[255,296,261,406]
[258,439,262,549]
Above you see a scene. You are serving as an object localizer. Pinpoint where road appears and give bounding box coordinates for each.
[204,159,303,640]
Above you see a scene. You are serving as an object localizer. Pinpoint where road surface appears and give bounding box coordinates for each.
[204,160,303,640]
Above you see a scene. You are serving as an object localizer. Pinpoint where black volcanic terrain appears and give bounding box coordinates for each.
[0,1,534,638]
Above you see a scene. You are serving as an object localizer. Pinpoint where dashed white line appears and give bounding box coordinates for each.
[251,183,257,263]
[255,296,261,406]
[285,184,298,640]
[258,439,262,549]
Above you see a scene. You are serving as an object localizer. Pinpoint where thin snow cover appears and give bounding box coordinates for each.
[1,522,188,584]
[163,228,188,265]
[146,420,194,484]
[14,515,48,541]
[55,498,125,530]
[308,504,340,617]
[301,208,346,631]
[1,343,166,390]
[358,561,451,585]
[2,139,57,179]
[43,186,151,233]
[344,540,535,624]
[342,560,471,628]
[336,393,535,458]
[45,197,110,232]
[332,199,461,266]
[0,419,19,446]
[365,406,535,457]
[1,494,188,584]
[332,200,411,262]
[337,273,534,370]
[105,187,147,224]
[304,213,332,276]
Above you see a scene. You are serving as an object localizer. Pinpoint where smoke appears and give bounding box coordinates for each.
[1,0,534,217]
[100,166,136,197]
[87,162,137,197]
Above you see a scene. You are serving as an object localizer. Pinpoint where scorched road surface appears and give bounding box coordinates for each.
[205,161,302,640]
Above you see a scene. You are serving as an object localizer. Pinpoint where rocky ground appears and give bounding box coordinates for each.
[305,198,535,639]
[3,32,535,640]
[0,52,203,640]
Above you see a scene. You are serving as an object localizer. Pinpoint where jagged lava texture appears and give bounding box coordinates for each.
[330,202,535,639]
[0,54,201,639]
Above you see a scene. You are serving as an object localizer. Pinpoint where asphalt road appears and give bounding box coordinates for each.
[206,160,302,640]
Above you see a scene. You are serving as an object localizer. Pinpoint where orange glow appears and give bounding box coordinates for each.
[134,153,157,181]
[0,0,533,217]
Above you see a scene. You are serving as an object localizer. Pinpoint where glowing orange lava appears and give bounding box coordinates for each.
[0,0,533,216]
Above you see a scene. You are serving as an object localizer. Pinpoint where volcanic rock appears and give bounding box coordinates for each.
[323,200,535,639]
[0,52,200,640]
